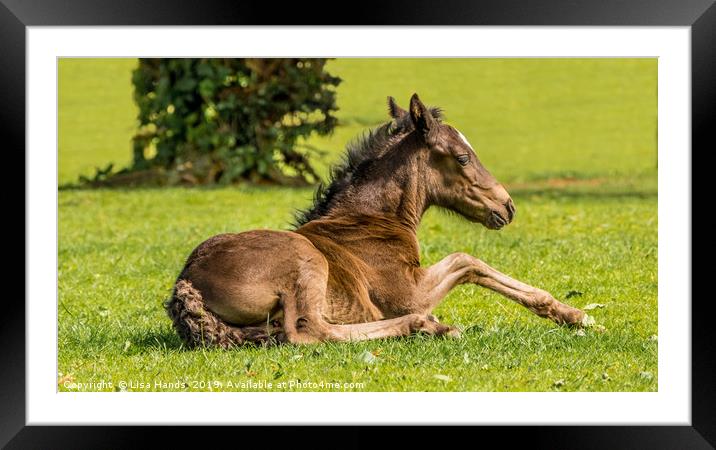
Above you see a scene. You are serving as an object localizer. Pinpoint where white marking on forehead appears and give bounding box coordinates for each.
[456,130,473,150]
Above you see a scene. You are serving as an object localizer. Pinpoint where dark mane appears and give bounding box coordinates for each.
[293,106,443,227]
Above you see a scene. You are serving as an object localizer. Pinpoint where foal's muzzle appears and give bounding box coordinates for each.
[487,200,515,229]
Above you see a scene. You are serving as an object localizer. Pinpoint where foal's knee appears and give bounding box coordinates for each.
[450,252,485,270]
[407,313,460,337]
[285,319,323,344]
[448,252,489,282]
[284,315,338,344]
[450,252,473,267]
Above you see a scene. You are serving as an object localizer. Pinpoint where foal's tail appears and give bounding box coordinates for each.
[165,279,282,348]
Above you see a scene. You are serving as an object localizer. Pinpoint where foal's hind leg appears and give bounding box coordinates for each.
[281,256,457,344]
[417,253,585,325]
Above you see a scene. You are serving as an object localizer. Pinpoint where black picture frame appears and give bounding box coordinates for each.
[4,0,713,447]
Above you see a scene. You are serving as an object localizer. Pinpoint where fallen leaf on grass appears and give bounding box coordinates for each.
[244,358,254,371]
[583,303,606,310]
[639,371,654,380]
[57,373,74,385]
[357,350,377,364]
[581,314,596,327]
[433,374,452,382]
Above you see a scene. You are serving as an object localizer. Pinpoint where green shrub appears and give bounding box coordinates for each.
[128,58,340,185]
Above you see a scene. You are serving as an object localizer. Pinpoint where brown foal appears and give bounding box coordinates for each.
[166,94,585,347]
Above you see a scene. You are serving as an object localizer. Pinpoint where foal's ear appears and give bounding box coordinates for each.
[409,93,437,144]
[387,96,407,119]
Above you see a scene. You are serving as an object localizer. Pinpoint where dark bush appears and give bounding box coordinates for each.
[124,58,341,186]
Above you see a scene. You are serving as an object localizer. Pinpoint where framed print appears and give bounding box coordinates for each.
[5,0,715,447]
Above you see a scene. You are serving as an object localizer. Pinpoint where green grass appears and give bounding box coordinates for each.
[59,58,138,184]
[58,58,657,392]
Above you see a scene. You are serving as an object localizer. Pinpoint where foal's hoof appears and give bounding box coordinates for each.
[426,315,461,337]
[409,315,462,339]
[434,323,462,339]
[561,307,587,327]
[537,292,585,327]
[444,326,462,339]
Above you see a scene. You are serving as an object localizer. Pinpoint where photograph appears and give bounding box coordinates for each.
[57,57,658,393]
[0,0,716,442]
[4,0,711,443]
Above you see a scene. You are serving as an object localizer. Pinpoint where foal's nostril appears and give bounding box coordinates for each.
[491,210,507,227]
[505,200,516,222]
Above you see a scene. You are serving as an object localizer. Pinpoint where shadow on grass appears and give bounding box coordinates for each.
[505,175,656,200]
[129,327,186,353]
[128,326,282,354]
[58,181,316,194]
[509,187,657,200]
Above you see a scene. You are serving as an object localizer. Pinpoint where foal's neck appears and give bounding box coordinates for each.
[329,143,428,232]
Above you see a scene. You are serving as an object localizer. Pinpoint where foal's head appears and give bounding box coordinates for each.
[391,94,515,230]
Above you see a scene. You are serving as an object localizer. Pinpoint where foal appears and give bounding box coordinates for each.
[166,94,585,346]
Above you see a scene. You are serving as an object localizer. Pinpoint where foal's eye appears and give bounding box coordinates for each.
[456,154,470,166]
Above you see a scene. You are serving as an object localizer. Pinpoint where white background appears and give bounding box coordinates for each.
[27,27,690,424]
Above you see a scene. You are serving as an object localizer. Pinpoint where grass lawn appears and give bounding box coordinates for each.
[58,58,657,392]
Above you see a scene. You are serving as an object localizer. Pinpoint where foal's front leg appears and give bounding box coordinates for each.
[418,253,585,325]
